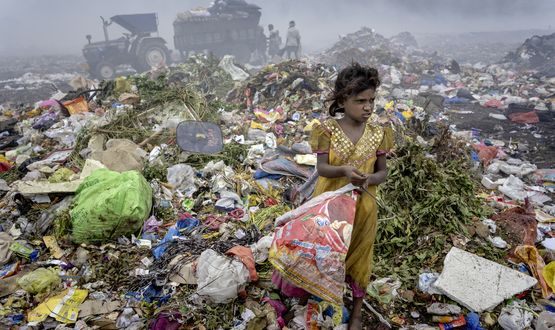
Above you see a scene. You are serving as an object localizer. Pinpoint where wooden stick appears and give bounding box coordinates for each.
[363,299,391,328]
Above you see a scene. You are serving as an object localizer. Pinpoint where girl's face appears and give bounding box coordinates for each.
[339,88,376,123]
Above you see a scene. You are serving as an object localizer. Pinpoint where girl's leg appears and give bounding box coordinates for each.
[349,297,363,330]
[347,275,365,330]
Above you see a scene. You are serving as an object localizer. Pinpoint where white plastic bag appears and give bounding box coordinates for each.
[167,164,197,197]
[498,301,533,330]
[537,311,555,330]
[499,162,537,177]
[218,55,249,81]
[418,272,443,295]
[499,175,527,201]
[249,234,274,263]
[196,249,250,303]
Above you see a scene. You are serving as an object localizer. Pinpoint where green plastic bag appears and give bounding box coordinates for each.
[70,169,152,244]
[48,168,75,183]
[17,267,61,294]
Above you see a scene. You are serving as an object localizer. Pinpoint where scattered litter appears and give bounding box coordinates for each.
[0,22,554,329]
[497,301,533,330]
[28,288,88,323]
[426,303,462,315]
[196,249,250,303]
[418,272,442,295]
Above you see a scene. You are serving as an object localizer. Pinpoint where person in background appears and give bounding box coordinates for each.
[267,24,282,61]
[283,20,301,59]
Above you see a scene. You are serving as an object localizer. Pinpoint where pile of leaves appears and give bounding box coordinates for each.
[130,72,213,120]
[373,137,490,282]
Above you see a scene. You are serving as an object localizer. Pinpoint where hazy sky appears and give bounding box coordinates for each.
[0,0,553,56]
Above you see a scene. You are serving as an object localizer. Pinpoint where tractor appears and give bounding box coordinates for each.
[82,13,170,79]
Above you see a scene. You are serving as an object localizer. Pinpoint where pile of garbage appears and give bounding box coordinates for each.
[504,32,555,77]
[226,60,335,117]
[389,31,420,49]
[175,0,261,22]
[317,27,433,70]
[0,31,554,329]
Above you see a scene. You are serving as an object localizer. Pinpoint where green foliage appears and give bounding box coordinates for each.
[374,138,490,283]
[184,141,248,170]
[0,169,20,185]
[142,162,167,182]
[53,208,72,240]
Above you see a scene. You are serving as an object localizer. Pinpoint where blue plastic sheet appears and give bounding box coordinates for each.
[394,111,406,123]
[434,74,448,85]
[152,227,179,259]
[254,169,283,180]
[444,97,469,104]
[260,158,313,180]
[125,284,170,305]
[176,217,200,231]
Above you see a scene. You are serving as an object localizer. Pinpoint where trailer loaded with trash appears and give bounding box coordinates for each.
[173,0,267,64]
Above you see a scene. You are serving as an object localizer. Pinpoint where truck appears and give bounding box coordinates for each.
[82,13,170,80]
[173,0,267,64]
[82,0,267,79]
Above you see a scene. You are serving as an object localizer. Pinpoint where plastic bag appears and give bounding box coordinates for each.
[62,96,89,115]
[269,185,357,304]
[260,157,313,180]
[196,249,250,303]
[537,311,555,330]
[499,175,527,201]
[218,55,249,81]
[17,267,60,294]
[418,272,442,294]
[167,164,197,197]
[367,277,401,304]
[70,169,152,244]
[48,168,75,183]
[499,162,537,177]
[498,301,533,330]
[515,245,551,298]
[543,261,555,291]
[250,235,274,263]
[0,232,13,266]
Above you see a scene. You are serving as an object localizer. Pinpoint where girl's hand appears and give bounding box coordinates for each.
[363,171,387,188]
[363,174,377,189]
[342,166,367,186]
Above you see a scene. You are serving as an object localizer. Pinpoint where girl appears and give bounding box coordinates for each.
[272,63,392,329]
[311,63,392,329]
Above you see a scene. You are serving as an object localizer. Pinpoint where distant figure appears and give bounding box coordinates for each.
[448,59,461,74]
[267,24,282,59]
[283,20,301,59]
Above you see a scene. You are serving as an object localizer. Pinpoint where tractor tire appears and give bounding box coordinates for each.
[93,62,116,80]
[135,42,170,73]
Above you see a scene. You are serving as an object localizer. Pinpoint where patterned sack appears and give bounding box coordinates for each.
[269,185,357,304]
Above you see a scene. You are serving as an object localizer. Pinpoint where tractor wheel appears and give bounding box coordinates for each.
[93,62,116,80]
[135,42,170,72]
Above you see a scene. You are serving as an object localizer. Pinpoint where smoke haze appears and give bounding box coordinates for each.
[0,0,554,56]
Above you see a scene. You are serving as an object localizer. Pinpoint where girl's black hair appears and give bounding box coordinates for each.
[328,62,381,116]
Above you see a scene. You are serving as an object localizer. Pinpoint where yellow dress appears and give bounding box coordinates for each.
[309,118,393,289]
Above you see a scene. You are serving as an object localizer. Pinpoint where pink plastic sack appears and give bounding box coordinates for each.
[269,185,357,304]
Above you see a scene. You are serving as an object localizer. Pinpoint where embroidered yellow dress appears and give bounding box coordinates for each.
[309,118,393,289]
